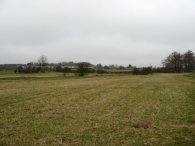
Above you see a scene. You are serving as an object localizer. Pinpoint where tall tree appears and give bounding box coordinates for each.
[38,55,48,67]
[162,51,183,72]
[183,50,195,72]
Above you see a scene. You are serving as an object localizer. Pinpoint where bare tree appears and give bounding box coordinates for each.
[38,55,48,67]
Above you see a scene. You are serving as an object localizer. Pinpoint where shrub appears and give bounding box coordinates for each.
[133,67,152,75]
[96,69,107,74]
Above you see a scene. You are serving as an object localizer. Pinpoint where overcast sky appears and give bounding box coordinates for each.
[0,0,195,66]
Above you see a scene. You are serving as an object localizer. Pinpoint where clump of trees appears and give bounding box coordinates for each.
[15,55,48,73]
[0,64,20,71]
[77,62,94,76]
[55,65,71,76]
[55,65,63,72]
[15,62,41,73]
[132,67,152,75]
[96,64,107,74]
[55,62,95,76]
[9,50,195,76]
[162,50,195,73]
[96,69,108,74]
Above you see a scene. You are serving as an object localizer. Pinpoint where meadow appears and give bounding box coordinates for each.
[0,72,194,146]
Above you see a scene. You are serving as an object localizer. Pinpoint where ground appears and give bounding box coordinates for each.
[0,72,194,146]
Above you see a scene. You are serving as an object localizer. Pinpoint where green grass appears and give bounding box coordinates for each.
[0,72,194,145]
[0,71,64,78]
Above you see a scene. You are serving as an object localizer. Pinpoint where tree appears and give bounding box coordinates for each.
[96,69,107,74]
[132,67,139,75]
[127,64,132,68]
[142,66,153,74]
[38,55,48,67]
[96,64,105,74]
[118,65,125,70]
[162,51,183,72]
[96,64,103,70]
[77,62,90,76]
[132,67,152,75]
[14,69,17,73]
[32,66,40,73]
[26,65,32,73]
[194,55,195,70]
[63,67,71,77]
[183,50,195,72]
[103,65,110,70]
[55,65,63,72]
[17,65,24,73]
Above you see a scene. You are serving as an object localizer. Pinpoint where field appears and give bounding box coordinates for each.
[0,72,195,146]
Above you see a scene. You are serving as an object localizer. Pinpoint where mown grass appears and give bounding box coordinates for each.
[0,72,194,145]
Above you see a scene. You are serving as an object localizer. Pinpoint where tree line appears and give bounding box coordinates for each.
[1,50,194,76]
[162,50,195,73]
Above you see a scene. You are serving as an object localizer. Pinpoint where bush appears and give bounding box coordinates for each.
[63,67,71,77]
[133,67,152,75]
[77,62,91,76]
[55,65,63,72]
[96,69,107,74]
[16,66,41,73]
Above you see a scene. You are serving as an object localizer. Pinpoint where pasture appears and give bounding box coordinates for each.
[0,72,194,145]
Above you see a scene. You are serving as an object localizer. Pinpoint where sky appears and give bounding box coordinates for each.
[0,0,195,67]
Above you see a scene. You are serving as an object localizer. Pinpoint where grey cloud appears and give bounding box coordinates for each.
[0,0,195,66]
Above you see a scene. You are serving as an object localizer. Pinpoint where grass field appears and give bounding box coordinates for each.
[0,72,195,145]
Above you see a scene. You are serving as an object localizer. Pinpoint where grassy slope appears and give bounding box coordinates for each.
[0,73,194,146]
